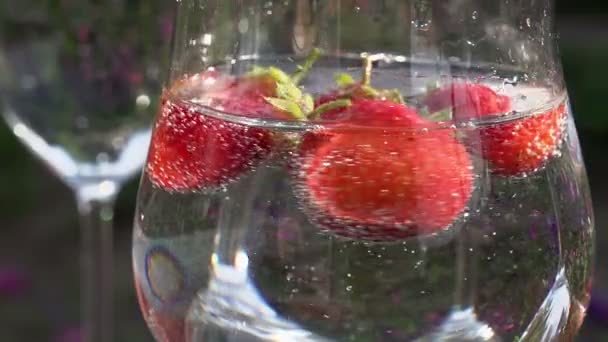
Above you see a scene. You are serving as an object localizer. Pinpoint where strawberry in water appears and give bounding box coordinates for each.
[147,51,320,192]
[296,61,474,241]
[311,64,406,122]
[299,98,426,159]
[298,105,473,241]
[299,60,414,156]
[424,83,512,119]
[476,104,566,176]
[423,82,566,176]
[147,80,276,192]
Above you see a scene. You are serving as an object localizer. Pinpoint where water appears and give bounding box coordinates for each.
[133,62,593,341]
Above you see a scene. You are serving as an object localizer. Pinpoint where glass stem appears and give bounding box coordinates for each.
[75,181,120,342]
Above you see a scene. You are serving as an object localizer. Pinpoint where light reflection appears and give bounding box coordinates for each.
[235,250,250,271]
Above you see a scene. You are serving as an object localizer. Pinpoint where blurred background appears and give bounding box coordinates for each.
[1,0,607,341]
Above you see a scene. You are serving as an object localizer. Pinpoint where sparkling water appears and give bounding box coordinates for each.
[133,62,593,342]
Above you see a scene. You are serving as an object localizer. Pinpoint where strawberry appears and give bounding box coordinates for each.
[147,50,321,192]
[476,104,566,175]
[423,83,565,176]
[424,83,512,119]
[147,86,276,192]
[311,71,406,121]
[298,69,423,168]
[297,99,474,241]
[295,98,424,170]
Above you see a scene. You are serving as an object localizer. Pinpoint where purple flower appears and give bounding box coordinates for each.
[527,210,544,240]
[589,292,608,323]
[77,25,91,43]
[544,217,560,253]
[160,15,174,43]
[0,265,31,296]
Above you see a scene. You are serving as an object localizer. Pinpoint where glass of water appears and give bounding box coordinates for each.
[133,1,594,341]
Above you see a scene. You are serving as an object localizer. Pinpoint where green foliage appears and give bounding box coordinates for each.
[562,45,608,134]
[0,123,34,220]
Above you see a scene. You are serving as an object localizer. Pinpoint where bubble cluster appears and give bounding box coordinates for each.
[477,103,567,176]
[146,98,274,192]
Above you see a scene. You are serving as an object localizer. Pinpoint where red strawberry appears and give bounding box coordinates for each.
[297,99,473,241]
[147,49,324,192]
[316,98,425,126]
[424,83,512,118]
[209,73,294,120]
[313,86,364,121]
[477,104,566,175]
[312,71,406,122]
[298,99,428,167]
[146,77,276,192]
[424,83,565,175]
[147,65,316,191]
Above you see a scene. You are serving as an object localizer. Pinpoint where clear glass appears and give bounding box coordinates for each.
[0,1,172,341]
[133,1,594,341]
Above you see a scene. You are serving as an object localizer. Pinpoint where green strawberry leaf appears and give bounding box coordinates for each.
[301,94,315,114]
[308,99,352,119]
[335,73,355,88]
[382,89,405,104]
[265,97,306,120]
[360,84,381,98]
[250,49,323,121]
[276,81,303,102]
[248,66,291,84]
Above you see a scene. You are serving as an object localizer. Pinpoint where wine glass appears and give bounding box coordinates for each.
[0,0,173,341]
[132,0,594,341]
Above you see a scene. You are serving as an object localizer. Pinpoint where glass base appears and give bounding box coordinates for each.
[185,265,574,341]
[519,268,572,341]
[187,283,500,342]
[186,264,326,342]
[417,309,498,342]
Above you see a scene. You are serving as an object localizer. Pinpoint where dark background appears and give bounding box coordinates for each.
[1,1,608,341]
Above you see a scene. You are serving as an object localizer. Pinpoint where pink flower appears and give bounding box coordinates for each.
[77,26,91,43]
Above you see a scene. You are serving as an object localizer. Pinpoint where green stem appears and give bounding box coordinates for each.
[361,54,373,86]
[291,48,322,85]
